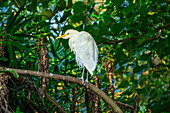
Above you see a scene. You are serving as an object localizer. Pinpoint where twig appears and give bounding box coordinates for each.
[116,102,134,113]
[16,75,65,113]
[71,89,76,113]
[94,75,100,112]
[0,67,123,113]
[98,23,169,45]
[97,35,143,45]
[0,105,12,113]
[155,23,170,32]
[27,99,44,113]
[134,93,139,113]
[44,92,66,113]
[27,99,35,112]
[152,9,170,13]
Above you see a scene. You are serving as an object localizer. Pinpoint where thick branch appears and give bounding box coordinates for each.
[0,67,123,113]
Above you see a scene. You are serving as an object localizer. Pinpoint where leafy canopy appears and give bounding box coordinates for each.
[0,0,169,112]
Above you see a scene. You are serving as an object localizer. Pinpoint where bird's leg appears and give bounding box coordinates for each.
[85,72,89,83]
[81,67,85,84]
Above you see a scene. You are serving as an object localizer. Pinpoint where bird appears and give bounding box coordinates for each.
[56,29,98,84]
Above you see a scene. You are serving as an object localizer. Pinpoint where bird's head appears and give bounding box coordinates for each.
[56,29,79,39]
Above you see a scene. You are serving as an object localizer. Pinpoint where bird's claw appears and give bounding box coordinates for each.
[85,79,89,83]
[78,76,85,85]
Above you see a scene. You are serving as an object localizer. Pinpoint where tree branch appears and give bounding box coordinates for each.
[98,35,143,45]
[155,23,170,32]
[0,67,123,113]
[44,92,66,113]
[152,9,170,13]
[98,23,170,45]
[116,102,134,113]
[27,99,44,113]
[0,105,12,113]
[15,73,66,113]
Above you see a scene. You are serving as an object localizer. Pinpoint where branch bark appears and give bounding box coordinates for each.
[98,23,170,45]
[27,99,44,113]
[0,105,12,113]
[0,67,123,113]
[116,102,134,113]
[44,92,66,113]
[97,35,143,45]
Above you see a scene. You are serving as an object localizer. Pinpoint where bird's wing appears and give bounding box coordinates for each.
[74,31,98,75]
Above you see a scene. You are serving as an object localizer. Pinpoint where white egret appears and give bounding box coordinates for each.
[56,29,98,83]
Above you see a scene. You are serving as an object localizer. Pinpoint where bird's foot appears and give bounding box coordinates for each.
[85,79,89,88]
[78,76,85,85]
[85,79,89,83]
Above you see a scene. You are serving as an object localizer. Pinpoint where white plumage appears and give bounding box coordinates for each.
[57,29,98,83]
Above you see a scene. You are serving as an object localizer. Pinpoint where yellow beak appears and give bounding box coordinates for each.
[56,34,68,39]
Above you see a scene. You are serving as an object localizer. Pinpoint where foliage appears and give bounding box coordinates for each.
[0,0,169,112]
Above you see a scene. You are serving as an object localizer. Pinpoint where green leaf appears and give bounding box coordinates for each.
[139,53,150,60]
[133,65,146,74]
[6,36,25,42]
[136,87,146,95]
[13,33,37,38]
[60,10,71,23]
[70,14,86,23]
[34,15,43,22]
[111,0,123,6]
[61,39,69,49]
[103,12,112,24]
[115,47,126,61]
[6,3,27,30]
[0,12,11,16]
[138,36,147,45]
[67,0,73,8]
[111,22,126,36]
[122,2,135,16]
[0,57,8,62]
[91,14,98,18]
[6,40,19,68]
[7,41,13,67]
[118,80,129,88]
[12,41,35,55]
[126,13,136,24]
[58,0,66,11]
[73,2,87,14]
[11,70,19,78]
[101,74,109,83]
[0,0,8,7]
[37,21,50,27]
[1,69,19,78]
[16,106,23,113]
[41,9,53,20]
[49,37,60,59]
[12,15,25,27]
[11,16,34,34]
[6,11,14,26]
[147,28,156,38]
[26,1,37,12]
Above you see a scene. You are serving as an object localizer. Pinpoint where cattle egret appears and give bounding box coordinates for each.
[56,29,98,84]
